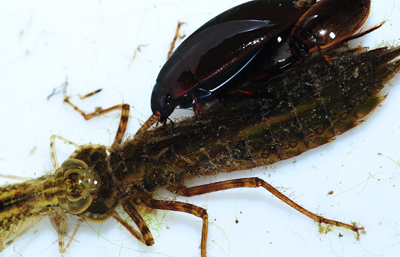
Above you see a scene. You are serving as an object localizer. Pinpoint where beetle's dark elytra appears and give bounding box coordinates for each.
[151,0,317,121]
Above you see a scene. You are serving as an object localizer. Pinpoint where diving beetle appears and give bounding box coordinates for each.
[151,0,372,122]
[289,0,371,62]
[151,0,316,122]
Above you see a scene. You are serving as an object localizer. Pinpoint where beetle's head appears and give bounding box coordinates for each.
[289,36,308,57]
[289,28,316,58]
[151,82,175,122]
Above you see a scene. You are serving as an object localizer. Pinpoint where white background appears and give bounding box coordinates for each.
[1,0,400,256]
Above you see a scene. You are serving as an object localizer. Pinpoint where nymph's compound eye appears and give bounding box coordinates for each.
[57,159,102,214]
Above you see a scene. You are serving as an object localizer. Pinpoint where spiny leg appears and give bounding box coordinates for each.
[64,95,130,145]
[142,198,208,257]
[167,21,186,59]
[112,211,146,245]
[123,201,155,246]
[67,89,158,136]
[50,211,83,253]
[112,104,130,146]
[64,217,83,252]
[173,177,362,237]
[136,114,159,136]
[50,135,79,169]
[78,89,102,99]
[0,174,33,181]
[111,201,155,246]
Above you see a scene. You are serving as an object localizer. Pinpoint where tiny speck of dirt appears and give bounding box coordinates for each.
[339,233,343,237]
[235,219,239,224]
[29,146,37,156]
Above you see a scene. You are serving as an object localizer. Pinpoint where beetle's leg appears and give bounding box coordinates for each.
[172,177,363,238]
[226,89,256,96]
[343,22,384,43]
[321,22,385,65]
[192,94,202,120]
[167,117,175,129]
[142,197,208,257]
[316,45,333,64]
[167,21,186,59]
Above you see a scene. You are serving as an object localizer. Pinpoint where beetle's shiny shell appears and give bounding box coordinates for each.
[151,0,315,120]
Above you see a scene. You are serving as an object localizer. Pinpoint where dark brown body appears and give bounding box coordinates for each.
[111,46,400,196]
[289,0,371,57]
